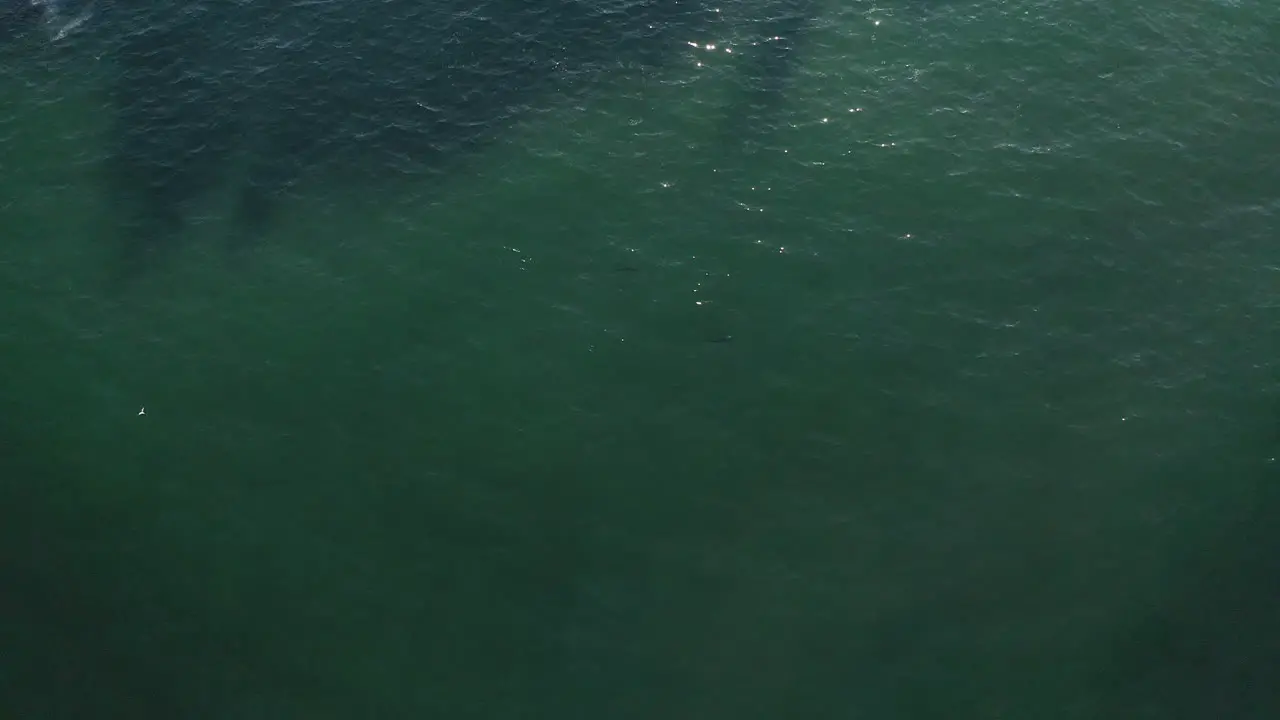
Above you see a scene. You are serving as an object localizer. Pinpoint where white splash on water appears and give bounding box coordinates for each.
[34,0,94,43]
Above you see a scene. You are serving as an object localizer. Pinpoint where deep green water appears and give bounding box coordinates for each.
[2,1,1279,717]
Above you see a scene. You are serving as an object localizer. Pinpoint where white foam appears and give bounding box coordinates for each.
[37,0,94,43]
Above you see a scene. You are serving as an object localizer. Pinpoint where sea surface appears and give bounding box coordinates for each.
[2,1,1278,718]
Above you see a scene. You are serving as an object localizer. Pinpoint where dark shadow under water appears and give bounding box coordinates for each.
[27,0,819,286]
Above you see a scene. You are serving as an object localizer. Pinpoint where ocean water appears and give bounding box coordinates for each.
[1,1,1278,717]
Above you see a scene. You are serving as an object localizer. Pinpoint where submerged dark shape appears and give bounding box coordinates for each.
[1,0,93,42]
[24,0,818,282]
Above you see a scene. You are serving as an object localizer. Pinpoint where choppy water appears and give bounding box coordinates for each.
[2,1,1279,717]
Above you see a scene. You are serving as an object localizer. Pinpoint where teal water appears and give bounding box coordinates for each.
[2,1,1279,717]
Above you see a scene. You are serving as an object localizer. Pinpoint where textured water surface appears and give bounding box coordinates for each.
[2,1,1279,718]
